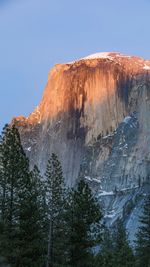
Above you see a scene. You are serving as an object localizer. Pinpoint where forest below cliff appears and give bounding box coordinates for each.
[0,125,149,267]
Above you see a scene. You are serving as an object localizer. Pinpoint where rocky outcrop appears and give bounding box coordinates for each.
[12,52,150,240]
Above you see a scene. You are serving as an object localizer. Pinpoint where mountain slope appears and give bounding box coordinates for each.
[13,52,150,240]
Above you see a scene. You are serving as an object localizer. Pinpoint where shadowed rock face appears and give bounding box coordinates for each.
[13,52,150,239]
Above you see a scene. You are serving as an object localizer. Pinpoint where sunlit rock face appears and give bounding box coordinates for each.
[13,52,150,183]
[13,52,150,240]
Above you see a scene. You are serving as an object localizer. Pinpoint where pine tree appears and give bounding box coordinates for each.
[0,124,30,264]
[17,165,46,267]
[65,179,103,267]
[94,228,114,267]
[112,219,135,267]
[135,196,150,267]
[31,166,49,265]
[0,125,45,267]
[45,153,65,267]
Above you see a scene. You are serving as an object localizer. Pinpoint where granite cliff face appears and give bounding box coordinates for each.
[13,52,150,240]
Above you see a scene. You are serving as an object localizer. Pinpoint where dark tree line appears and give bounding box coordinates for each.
[0,124,150,267]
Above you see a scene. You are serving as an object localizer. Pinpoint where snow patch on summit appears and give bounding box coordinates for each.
[83,52,113,60]
[66,52,113,64]
[82,52,133,61]
[66,52,135,64]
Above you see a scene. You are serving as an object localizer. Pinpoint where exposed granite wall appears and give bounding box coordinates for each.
[12,53,150,239]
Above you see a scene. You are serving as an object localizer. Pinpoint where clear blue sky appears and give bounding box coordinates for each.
[0,0,150,131]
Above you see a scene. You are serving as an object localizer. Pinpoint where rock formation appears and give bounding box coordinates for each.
[13,52,150,241]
